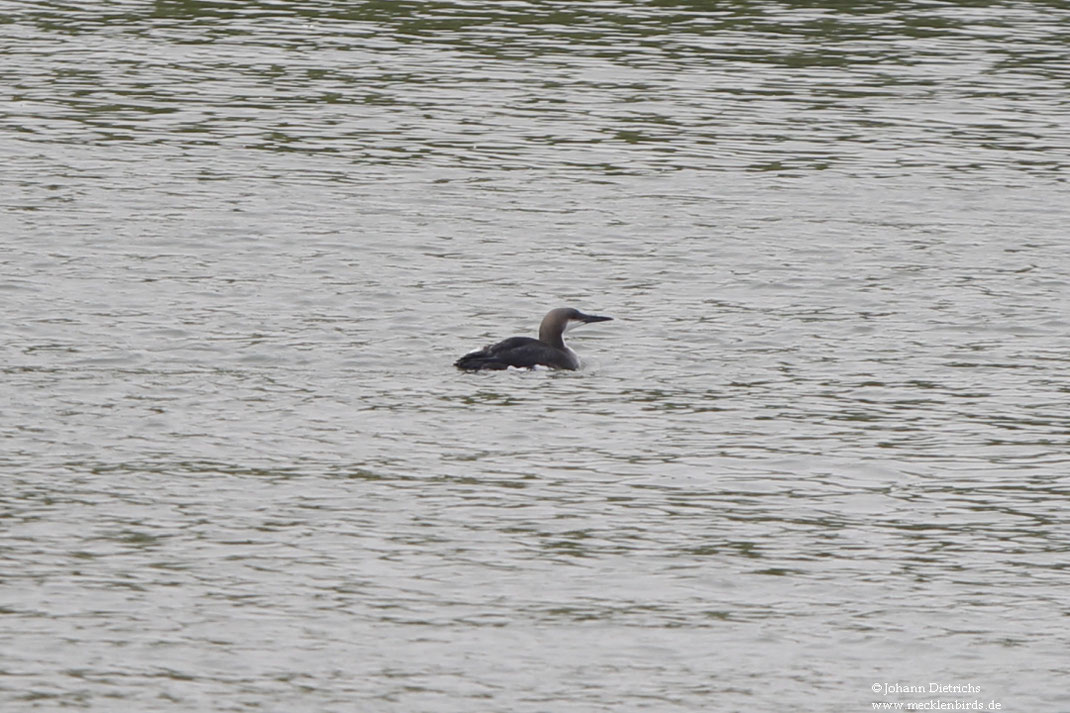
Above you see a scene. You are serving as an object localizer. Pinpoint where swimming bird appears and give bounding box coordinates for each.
[454,307,613,371]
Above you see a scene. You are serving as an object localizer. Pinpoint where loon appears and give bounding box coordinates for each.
[455,307,613,371]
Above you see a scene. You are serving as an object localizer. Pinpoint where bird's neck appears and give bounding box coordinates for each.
[539,326,566,350]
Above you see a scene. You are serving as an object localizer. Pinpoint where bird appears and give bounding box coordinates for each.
[454,307,613,371]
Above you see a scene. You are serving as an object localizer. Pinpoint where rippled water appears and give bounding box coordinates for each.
[3,1,1069,711]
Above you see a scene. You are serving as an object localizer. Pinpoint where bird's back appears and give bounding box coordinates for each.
[454,336,577,371]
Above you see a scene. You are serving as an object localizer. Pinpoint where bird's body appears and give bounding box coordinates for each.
[454,307,613,371]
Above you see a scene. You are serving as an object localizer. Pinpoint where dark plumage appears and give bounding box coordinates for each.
[455,307,613,371]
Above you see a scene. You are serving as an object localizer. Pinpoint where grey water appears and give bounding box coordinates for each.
[2,1,1069,711]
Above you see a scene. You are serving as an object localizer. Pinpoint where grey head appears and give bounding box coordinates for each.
[538,307,613,349]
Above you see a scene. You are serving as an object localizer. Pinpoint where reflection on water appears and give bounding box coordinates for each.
[2,1,1069,711]
[4,0,1067,177]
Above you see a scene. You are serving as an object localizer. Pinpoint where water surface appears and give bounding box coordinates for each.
[2,1,1069,711]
